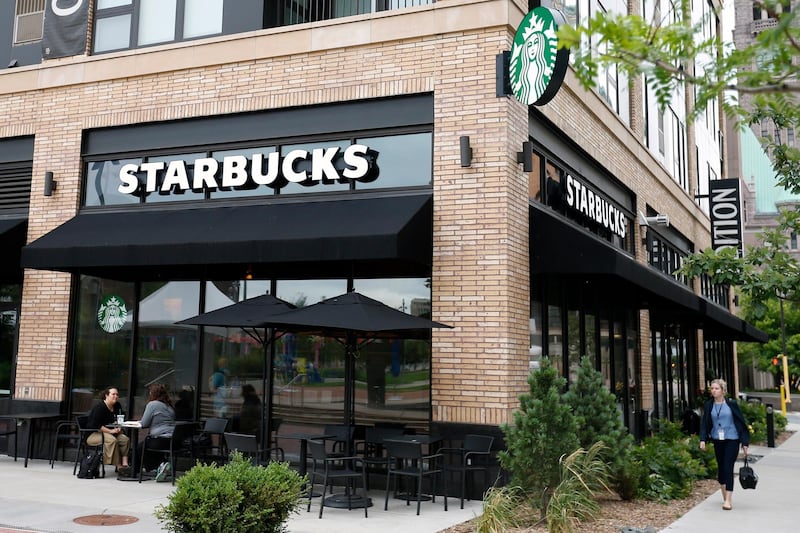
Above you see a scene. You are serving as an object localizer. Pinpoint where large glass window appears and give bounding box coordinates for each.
[71,276,135,414]
[94,0,224,53]
[83,131,432,207]
[0,285,21,396]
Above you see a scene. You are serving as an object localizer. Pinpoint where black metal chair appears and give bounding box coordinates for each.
[355,426,404,489]
[306,439,368,519]
[192,417,228,461]
[0,416,18,461]
[440,434,495,509]
[383,439,446,515]
[223,431,284,465]
[72,415,105,478]
[49,418,80,468]
[323,424,355,456]
[138,422,195,485]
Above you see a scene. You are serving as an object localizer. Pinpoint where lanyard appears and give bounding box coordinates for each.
[714,402,724,426]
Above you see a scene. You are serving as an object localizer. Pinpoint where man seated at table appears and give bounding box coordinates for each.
[86,387,131,475]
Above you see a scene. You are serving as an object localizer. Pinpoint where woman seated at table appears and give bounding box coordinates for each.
[139,383,176,472]
[237,384,261,437]
[86,386,130,474]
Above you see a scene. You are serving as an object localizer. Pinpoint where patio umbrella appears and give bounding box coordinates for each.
[177,293,296,445]
[264,291,453,453]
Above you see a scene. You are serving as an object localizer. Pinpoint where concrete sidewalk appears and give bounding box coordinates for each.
[663,411,800,532]
[0,455,482,533]
[1,414,797,533]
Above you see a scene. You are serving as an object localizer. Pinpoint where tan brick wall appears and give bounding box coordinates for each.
[3,1,533,424]
[2,0,717,426]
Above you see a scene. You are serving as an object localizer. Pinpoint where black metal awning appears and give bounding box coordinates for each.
[0,216,27,283]
[530,204,768,343]
[21,194,432,281]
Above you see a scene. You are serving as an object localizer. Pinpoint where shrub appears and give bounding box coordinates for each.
[739,401,788,443]
[629,421,708,502]
[563,356,634,498]
[476,485,538,533]
[499,359,579,508]
[155,452,305,533]
[546,442,612,533]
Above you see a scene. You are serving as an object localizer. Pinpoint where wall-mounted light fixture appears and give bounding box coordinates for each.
[244,265,253,280]
[459,136,473,167]
[516,141,532,172]
[637,211,669,227]
[8,59,19,68]
[43,171,57,197]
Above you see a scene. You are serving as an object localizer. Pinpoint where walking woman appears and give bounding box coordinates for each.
[699,378,750,510]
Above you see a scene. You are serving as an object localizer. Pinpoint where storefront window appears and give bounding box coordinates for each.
[547,304,563,375]
[144,152,207,203]
[356,133,432,189]
[530,299,543,373]
[600,318,611,390]
[209,147,277,200]
[566,308,580,384]
[84,158,143,207]
[133,281,201,417]
[279,141,352,195]
[71,276,135,414]
[0,284,21,396]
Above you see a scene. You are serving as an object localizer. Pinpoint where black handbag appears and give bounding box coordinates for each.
[739,456,758,489]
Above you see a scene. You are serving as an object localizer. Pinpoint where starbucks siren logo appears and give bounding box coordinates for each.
[510,7,569,106]
[98,295,128,334]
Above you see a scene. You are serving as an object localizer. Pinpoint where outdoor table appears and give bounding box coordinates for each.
[110,420,142,481]
[1,413,62,468]
[383,434,444,502]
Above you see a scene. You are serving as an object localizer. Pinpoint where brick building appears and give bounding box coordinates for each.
[0,0,764,471]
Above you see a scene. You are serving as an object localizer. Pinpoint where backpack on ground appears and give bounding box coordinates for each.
[77,451,103,479]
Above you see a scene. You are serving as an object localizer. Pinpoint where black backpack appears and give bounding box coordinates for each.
[77,451,103,479]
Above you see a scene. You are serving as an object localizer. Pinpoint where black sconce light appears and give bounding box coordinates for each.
[516,141,532,172]
[459,135,472,167]
[43,171,57,197]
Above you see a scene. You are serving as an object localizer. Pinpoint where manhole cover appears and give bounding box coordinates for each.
[73,515,139,526]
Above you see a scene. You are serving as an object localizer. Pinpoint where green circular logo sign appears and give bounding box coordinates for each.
[510,7,569,106]
[98,295,128,334]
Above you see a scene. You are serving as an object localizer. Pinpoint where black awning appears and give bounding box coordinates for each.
[0,217,27,283]
[530,204,767,343]
[21,194,432,281]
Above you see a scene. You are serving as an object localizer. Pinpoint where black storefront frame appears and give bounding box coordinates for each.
[35,95,437,425]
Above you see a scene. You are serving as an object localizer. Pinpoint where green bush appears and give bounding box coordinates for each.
[739,401,788,443]
[499,359,579,508]
[629,421,710,502]
[563,356,634,498]
[155,452,306,533]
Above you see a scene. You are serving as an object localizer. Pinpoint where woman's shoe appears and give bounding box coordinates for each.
[722,503,732,510]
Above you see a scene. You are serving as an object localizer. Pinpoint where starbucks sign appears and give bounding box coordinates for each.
[98,295,128,334]
[509,7,570,106]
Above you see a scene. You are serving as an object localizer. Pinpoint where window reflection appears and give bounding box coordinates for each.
[72,276,135,415]
[84,159,143,207]
[356,133,432,189]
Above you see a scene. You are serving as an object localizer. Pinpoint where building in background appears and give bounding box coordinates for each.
[0,1,765,475]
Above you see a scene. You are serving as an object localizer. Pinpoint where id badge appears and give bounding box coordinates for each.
[717,429,725,440]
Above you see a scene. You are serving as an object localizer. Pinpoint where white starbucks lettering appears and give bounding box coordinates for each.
[565,174,628,239]
[118,144,378,196]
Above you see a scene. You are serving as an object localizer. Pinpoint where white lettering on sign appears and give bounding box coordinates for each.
[118,144,378,196]
[709,179,742,251]
[51,0,83,17]
[564,174,628,239]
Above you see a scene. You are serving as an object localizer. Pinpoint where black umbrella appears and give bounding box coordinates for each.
[264,291,453,453]
[177,293,296,445]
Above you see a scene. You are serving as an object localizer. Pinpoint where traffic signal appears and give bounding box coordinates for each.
[773,357,780,366]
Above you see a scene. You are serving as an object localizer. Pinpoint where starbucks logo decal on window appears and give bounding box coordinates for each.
[98,295,128,334]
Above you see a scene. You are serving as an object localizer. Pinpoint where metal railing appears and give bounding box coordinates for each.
[281,0,434,26]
